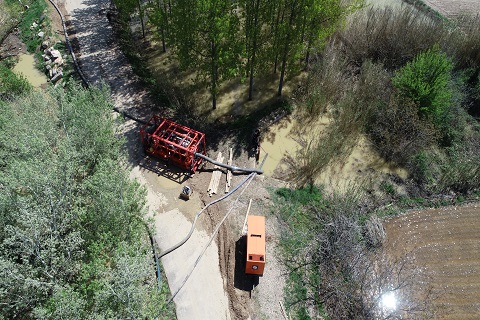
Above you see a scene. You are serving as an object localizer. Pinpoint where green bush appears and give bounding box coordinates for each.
[392,47,453,120]
[0,63,32,99]
[18,0,49,53]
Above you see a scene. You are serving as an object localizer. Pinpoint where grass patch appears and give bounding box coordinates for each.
[18,0,50,53]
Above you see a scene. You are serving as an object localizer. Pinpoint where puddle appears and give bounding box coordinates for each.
[13,54,47,88]
[316,135,408,193]
[260,118,299,177]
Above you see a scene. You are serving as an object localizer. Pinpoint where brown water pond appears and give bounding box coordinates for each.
[13,54,47,88]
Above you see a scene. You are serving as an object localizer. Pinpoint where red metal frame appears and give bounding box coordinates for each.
[140,115,206,173]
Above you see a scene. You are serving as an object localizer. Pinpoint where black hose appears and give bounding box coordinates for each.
[167,153,267,303]
[194,153,264,174]
[158,173,255,258]
[112,107,150,125]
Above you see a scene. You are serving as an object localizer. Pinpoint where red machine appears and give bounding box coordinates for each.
[140,115,207,173]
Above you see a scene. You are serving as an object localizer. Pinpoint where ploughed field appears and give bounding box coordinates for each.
[423,0,480,16]
[384,203,480,319]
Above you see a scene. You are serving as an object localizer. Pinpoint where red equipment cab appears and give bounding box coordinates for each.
[140,115,207,173]
[246,215,266,276]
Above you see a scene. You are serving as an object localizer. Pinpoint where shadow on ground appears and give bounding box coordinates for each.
[234,236,259,292]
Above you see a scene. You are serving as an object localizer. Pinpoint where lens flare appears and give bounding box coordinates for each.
[381,291,397,310]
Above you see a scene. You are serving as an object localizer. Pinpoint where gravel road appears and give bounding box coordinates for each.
[59,0,232,318]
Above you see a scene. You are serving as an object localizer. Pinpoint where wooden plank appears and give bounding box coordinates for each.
[241,199,253,235]
[207,152,222,195]
[211,155,224,195]
[225,148,233,193]
[208,152,224,196]
[279,301,289,320]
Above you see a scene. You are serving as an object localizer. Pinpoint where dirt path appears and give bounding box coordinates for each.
[58,0,233,318]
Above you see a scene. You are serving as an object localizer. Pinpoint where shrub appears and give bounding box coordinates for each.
[18,0,49,53]
[367,96,437,166]
[392,47,453,120]
[0,63,32,99]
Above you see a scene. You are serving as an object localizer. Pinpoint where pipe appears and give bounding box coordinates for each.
[167,152,268,303]
[158,173,255,258]
[112,107,150,125]
[47,0,90,88]
[194,153,264,174]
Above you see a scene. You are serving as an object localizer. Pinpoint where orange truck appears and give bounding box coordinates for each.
[246,215,266,276]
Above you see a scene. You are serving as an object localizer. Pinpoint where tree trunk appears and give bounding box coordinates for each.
[248,0,261,101]
[211,40,218,110]
[278,49,288,96]
[273,4,285,74]
[138,0,145,38]
[278,1,296,97]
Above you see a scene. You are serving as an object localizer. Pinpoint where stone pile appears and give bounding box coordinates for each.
[42,45,64,84]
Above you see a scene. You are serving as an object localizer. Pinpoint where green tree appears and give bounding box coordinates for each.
[275,0,361,96]
[241,0,277,100]
[392,47,453,120]
[0,86,173,319]
[171,0,241,109]
[148,0,172,52]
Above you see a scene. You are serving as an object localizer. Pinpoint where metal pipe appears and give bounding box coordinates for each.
[194,152,264,174]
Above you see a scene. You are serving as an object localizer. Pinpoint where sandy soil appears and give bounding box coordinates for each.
[384,203,480,319]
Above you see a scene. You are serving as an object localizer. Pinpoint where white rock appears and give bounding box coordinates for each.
[50,49,61,59]
[37,31,44,38]
[51,71,63,84]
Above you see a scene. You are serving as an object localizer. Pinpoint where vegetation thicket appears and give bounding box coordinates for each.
[111,0,363,110]
[0,84,174,319]
[276,6,480,320]
[0,1,174,318]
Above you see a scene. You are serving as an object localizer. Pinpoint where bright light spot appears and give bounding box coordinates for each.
[381,291,397,310]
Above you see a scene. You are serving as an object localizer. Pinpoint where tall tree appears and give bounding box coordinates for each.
[148,0,172,52]
[276,0,304,96]
[275,0,363,96]
[171,0,241,109]
[241,0,277,101]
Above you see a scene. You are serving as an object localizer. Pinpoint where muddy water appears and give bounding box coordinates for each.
[260,118,299,177]
[383,203,480,319]
[316,135,408,193]
[13,54,47,87]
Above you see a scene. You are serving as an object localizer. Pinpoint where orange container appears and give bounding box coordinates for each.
[246,215,266,276]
